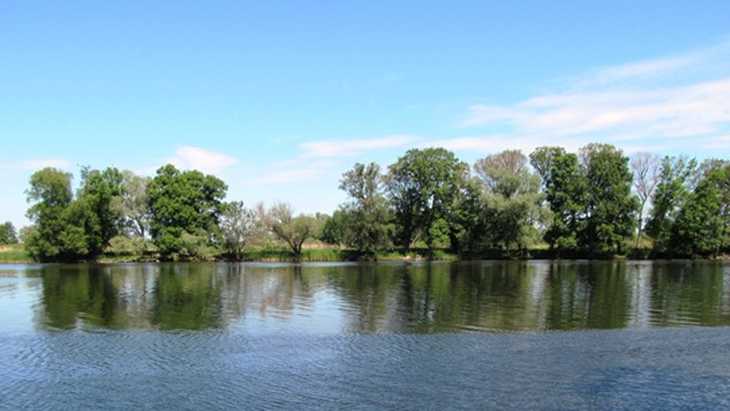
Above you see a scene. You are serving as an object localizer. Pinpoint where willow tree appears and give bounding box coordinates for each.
[474,150,543,252]
[338,162,392,256]
[268,203,320,258]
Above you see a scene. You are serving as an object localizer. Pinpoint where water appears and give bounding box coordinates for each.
[2,260,730,409]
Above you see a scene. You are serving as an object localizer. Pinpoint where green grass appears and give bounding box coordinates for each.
[0,244,32,263]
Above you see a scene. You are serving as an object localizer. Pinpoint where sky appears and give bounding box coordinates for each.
[2,1,730,229]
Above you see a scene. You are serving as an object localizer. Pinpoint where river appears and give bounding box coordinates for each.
[1,261,730,409]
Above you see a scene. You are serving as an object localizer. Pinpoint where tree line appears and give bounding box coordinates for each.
[15,144,730,261]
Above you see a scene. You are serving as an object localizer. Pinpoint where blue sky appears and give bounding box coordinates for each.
[2,1,730,228]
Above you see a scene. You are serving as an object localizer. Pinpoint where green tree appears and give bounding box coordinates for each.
[579,144,639,255]
[0,222,18,244]
[338,163,393,256]
[320,209,348,245]
[385,148,468,251]
[75,167,125,256]
[24,168,87,260]
[219,201,256,260]
[147,165,227,258]
[268,203,321,257]
[645,156,697,253]
[529,146,567,189]
[25,167,128,261]
[670,165,730,256]
[540,151,588,252]
[449,177,487,254]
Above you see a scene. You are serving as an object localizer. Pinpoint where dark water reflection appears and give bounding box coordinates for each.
[2,260,729,333]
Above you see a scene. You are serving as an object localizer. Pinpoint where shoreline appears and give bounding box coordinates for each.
[2,246,728,264]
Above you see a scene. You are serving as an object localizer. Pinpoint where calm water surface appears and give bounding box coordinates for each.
[2,260,730,409]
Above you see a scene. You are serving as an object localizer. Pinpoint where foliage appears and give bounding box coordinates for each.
[24,168,77,261]
[24,166,127,261]
[320,209,348,245]
[385,148,468,251]
[338,163,393,256]
[106,235,155,256]
[219,201,257,260]
[476,150,543,252]
[268,203,321,257]
[579,144,639,255]
[645,156,698,252]
[448,177,487,254]
[20,145,728,262]
[75,167,126,256]
[541,152,588,252]
[0,222,18,244]
[529,146,567,188]
[669,165,730,256]
[147,164,227,258]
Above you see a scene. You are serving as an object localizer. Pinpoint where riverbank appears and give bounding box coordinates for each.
[3,243,727,264]
[0,245,31,263]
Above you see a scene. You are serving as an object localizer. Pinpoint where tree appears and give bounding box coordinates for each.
[645,156,697,253]
[474,150,543,252]
[120,171,151,238]
[385,148,468,251]
[579,144,639,255]
[147,164,227,258]
[320,209,348,245]
[530,146,567,189]
[24,168,78,261]
[219,201,256,260]
[0,222,18,244]
[670,165,730,256]
[475,150,539,198]
[541,151,588,252]
[24,166,127,261]
[338,163,393,256]
[449,177,487,254]
[75,167,125,256]
[630,152,660,247]
[268,203,321,257]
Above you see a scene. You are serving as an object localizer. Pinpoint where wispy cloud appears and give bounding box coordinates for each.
[459,41,730,154]
[248,158,338,185]
[167,146,238,175]
[299,135,418,158]
[464,78,730,139]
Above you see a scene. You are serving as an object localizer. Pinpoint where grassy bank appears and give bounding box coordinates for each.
[3,243,727,264]
[0,245,31,263]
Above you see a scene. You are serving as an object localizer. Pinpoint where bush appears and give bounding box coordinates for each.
[105,236,156,256]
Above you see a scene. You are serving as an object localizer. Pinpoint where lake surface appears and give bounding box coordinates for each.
[2,260,730,409]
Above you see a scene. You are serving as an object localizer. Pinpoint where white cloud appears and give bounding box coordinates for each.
[299,134,418,158]
[459,41,730,154]
[167,146,237,175]
[463,78,730,143]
